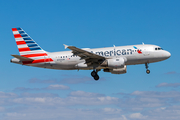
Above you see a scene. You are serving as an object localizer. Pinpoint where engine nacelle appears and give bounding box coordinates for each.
[107,57,125,68]
[110,65,127,74]
[103,65,127,74]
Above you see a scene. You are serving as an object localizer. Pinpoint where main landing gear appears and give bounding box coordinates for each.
[145,63,150,74]
[91,70,100,81]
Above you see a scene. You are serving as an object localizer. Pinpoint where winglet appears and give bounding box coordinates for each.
[63,44,69,49]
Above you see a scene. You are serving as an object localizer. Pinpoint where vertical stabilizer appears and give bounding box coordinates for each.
[12,27,48,59]
[12,28,53,64]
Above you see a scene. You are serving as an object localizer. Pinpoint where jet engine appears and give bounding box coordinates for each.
[103,65,127,74]
[101,57,126,68]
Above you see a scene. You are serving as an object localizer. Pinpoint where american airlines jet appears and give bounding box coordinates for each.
[11,28,171,80]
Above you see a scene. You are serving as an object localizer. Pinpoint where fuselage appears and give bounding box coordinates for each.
[12,44,171,70]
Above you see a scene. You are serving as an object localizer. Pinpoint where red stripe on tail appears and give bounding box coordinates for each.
[16,41,26,45]
[14,34,22,38]
[18,47,31,52]
[12,28,18,31]
[22,53,48,58]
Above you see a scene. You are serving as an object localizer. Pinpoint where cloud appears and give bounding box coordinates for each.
[28,78,58,84]
[129,113,147,119]
[0,92,17,98]
[45,84,70,90]
[0,107,5,112]
[14,84,70,91]
[14,87,40,91]
[60,76,92,84]
[65,91,119,106]
[3,91,119,106]
[141,105,180,120]
[104,115,127,120]
[2,105,180,120]
[69,91,105,97]
[28,75,106,85]
[115,91,180,108]
[131,91,180,98]
[1,106,125,120]
[103,108,122,113]
[1,90,180,120]
[6,112,26,117]
[156,83,180,88]
[165,71,177,74]
[21,93,59,97]
[28,77,91,84]
[10,90,180,108]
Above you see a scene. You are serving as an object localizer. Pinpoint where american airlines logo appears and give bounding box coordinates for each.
[91,48,142,57]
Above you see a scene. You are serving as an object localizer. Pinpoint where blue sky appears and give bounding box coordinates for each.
[0,0,180,120]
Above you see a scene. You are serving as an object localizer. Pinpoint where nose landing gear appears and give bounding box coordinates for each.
[145,63,150,74]
[91,69,100,80]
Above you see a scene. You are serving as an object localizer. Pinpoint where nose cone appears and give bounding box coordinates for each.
[163,51,171,59]
[165,51,171,58]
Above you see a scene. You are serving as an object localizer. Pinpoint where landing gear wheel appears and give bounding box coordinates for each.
[94,75,99,81]
[91,69,100,80]
[145,63,150,74]
[91,71,97,77]
[146,69,150,74]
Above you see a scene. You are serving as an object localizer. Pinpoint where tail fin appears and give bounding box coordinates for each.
[12,27,47,59]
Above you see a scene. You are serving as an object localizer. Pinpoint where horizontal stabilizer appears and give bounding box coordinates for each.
[11,54,34,61]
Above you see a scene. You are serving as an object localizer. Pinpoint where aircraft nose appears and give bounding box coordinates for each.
[164,51,171,58]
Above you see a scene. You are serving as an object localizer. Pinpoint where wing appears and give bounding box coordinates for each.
[63,44,106,65]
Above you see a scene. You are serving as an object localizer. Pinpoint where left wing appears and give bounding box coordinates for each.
[63,44,106,65]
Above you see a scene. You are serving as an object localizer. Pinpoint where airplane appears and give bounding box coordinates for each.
[11,27,171,80]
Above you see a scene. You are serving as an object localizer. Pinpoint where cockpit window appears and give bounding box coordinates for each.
[155,47,163,50]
